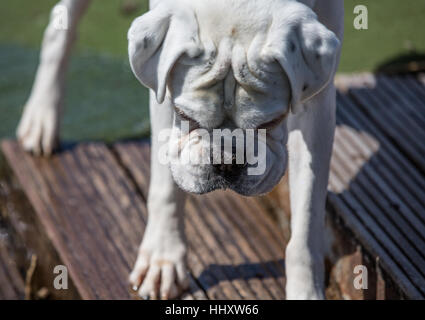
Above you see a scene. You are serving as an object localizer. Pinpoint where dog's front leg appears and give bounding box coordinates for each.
[285,86,336,300]
[129,92,188,300]
[17,0,91,155]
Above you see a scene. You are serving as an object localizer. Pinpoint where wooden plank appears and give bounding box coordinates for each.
[340,129,425,238]
[402,75,425,107]
[336,112,425,234]
[348,87,425,172]
[328,79,425,298]
[0,140,205,300]
[327,190,423,299]
[114,141,287,300]
[0,241,25,300]
[337,93,425,205]
[333,132,425,282]
[2,141,131,299]
[187,195,284,299]
[328,145,425,298]
[0,159,82,300]
[371,80,425,139]
[336,125,425,244]
[375,76,425,126]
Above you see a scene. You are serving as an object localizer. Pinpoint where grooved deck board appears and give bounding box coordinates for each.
[0,240,25,300]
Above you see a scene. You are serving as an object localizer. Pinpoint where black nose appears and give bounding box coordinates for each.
[212,146,247,177]
[213,162,246,176]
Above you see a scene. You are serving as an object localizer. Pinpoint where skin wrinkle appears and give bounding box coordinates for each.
[246,17,274,79]
[223,69,236,114]
[193,40,232,89]
[258,111,288,130]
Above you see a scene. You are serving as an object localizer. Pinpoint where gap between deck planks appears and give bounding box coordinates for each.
[1,140,287,300]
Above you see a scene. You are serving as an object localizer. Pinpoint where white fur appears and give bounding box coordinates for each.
[17,0,91,155]
[18,0,343,300]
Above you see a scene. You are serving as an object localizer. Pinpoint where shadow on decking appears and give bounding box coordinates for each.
[198,260,285,286]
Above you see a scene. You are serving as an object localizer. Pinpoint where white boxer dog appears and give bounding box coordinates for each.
[17,0,343,300]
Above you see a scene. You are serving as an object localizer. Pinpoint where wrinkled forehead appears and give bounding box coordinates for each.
[169,1,291,129]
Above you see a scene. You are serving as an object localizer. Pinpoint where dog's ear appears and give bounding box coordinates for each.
[128,1,203,103]
[262,2,340,114]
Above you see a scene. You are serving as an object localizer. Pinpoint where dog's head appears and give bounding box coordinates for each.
[128,0,340,196]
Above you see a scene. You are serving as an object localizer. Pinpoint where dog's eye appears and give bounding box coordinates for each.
[257,113,287,130]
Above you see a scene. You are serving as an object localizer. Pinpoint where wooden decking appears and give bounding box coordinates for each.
[1,141,286,300]
[329,73,425,299]
[0,73,424,300]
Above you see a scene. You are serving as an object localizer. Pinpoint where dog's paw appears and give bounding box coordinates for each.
[17,101,59,156]
[129,242,189,300]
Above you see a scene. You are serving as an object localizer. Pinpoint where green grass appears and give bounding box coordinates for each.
[1,0,423,71]
[0,0,148,57]
[341,0,425,72]
[0,0,423,141]
[0,45,150,141]
[0,0,150,141]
